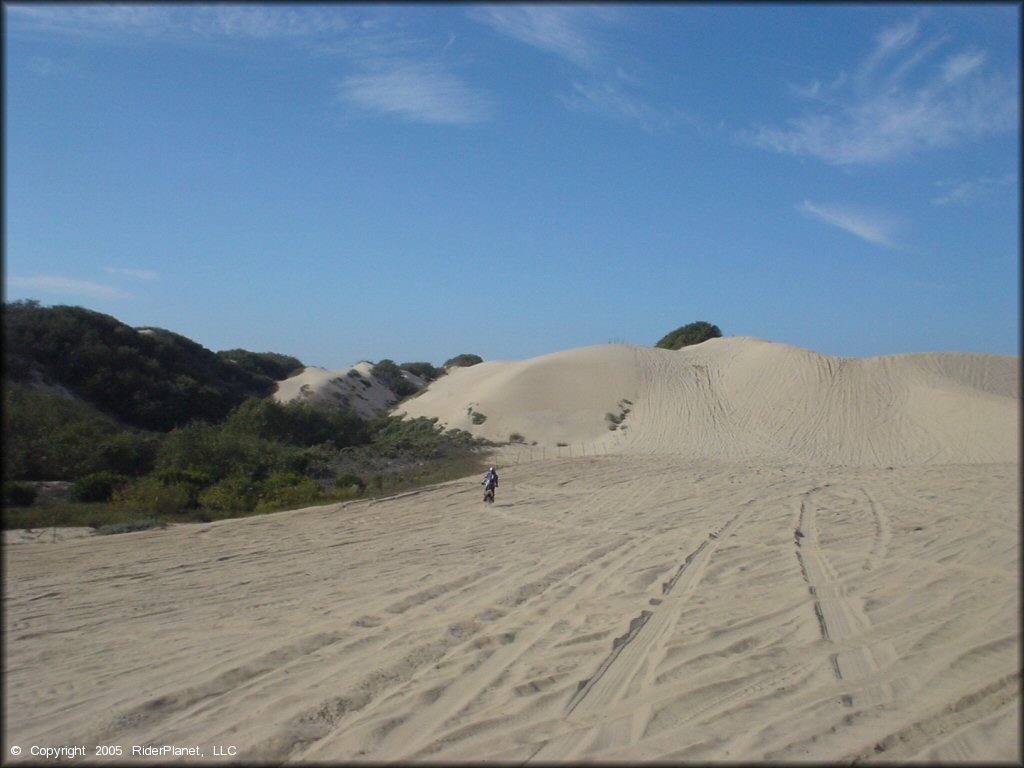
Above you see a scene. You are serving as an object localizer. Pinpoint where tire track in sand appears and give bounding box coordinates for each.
[794,486,897,706]
[296,527,647,762]
[335,463,686,762]
[525,505,749,762]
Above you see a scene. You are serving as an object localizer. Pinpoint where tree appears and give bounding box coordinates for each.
[655,321,722,350]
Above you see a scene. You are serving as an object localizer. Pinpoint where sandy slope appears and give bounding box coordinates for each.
[272,362,426,419]
[4,338,1019,763]
[399,338,1019,465]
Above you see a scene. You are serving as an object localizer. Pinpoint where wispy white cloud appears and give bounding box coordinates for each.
[746,15,1018,166]
[5,4,177,40]
[562,77,678,133]
[941,50,986,83]
[187,6,349,41]
[468,6,607,68]
[105,267,159,281]
[797,200,903,250]
[339,63,492,125]
[6,4,350,45]
[931,172,1017,205]
[9,275,132,300]
[9,5,484,128]
[470,6,672,132]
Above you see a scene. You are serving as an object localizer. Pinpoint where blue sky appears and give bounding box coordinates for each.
[4,4,1020,368]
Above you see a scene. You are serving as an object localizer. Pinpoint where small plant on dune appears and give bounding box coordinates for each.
[471,412,487,425]
[605,399,633,430]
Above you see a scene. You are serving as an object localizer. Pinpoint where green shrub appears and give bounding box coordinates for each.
[256,472,321,510]
[198,475,258,513]
[471,412,487,425]
[655,321,722,350]
[3,383,153,480]
[444,354,482,369]
[400,362,440,381]
[372,360,423,399]
[70,472,129,503]
[3,481,37,507]
[335,473,366,493]
[113,476,193,518]
[217,349,304,381]
[370,359,402,387]
[223,398,368,449]
[391,378,420,398]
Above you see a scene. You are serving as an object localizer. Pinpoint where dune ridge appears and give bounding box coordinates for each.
[399,337,1018,466]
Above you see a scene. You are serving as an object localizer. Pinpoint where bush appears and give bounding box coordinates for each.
[444,354,482,369]
[113,476,193,518]
[198,475,258,513]
[158,420,283,483]
[391,378,420,398]
[401,362,440,381]
[3,481,37,507]
[370,359,402,387]
[70,472,129,503]
[655,321,722,350]
[255,472,321,511]
[3,383,154,481]
[335,473,366,494]
[223,398,369,449]
[217,349,304,381]
[97,432,158,476]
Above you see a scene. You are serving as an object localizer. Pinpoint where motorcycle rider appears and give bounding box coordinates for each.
[482,466,499,501]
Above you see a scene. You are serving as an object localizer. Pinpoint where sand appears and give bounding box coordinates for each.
[272,362,427,419]
[4,338,1019,763]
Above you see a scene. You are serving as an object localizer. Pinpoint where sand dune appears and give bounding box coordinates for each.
[273,362,426,419]
[399,338,1019,465]
[4,338,1019,763]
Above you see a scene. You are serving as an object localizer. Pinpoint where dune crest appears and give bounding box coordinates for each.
[398,338,1019,466]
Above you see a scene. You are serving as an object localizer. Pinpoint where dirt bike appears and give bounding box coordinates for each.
[483,484,495,504]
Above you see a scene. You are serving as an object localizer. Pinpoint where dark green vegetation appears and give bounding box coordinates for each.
[655,321,722,350]
[5,301,284,431]
[3,302,492,532]
[218,349,304,381]
[370,359,434,398]
[444,353,483,369]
